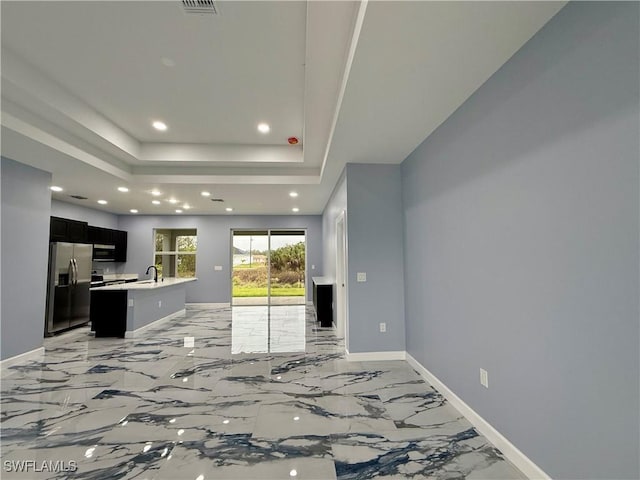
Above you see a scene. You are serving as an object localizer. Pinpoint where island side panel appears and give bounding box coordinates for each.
[91,290,127,337]
[127,284,187,333]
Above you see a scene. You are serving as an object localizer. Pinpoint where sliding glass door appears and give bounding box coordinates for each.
[269,230,306,306]
[231,229,306,306]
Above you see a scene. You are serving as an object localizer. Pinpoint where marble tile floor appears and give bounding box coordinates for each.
[0,305,525,480]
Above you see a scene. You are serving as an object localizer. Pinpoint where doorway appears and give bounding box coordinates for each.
[336,213,348,342]
[231,229,306,306]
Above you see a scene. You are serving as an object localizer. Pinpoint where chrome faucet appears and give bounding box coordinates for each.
[145,265,158,282]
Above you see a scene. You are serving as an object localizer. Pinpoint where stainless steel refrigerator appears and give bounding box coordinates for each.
[45,242,93,335]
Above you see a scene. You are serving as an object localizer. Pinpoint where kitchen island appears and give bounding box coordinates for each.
[90,277,197,337]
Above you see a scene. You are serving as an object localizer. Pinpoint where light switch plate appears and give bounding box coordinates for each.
[357,272,367,282]
[128,299,134,307]
[480,368,489,388]
[214,265,223,271]
[184,337,195,348]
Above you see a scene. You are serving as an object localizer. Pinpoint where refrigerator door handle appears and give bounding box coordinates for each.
[73,258,79,285]
[68,259,74,286]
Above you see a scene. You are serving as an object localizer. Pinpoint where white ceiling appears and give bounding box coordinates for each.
[0,1,565,216]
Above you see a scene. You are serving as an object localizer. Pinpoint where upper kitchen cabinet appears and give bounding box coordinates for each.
[50,216,88,243]
[54,219,127,262]
[88,226,114,245]
[113,229,127,262]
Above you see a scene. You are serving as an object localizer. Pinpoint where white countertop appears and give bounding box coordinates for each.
[91,277,197,291]
[102,273,139,282]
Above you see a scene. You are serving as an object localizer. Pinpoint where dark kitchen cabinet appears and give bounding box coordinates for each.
[88,226,113,245]
[113,230,127,262]
[312,277,334,328]
[91,290,127,337]
[53,218,127,262]
[50,216,88,243]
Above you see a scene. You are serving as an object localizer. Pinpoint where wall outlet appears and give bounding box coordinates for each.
[379,322,386,333]
[158,300,162,308]
[357,272,367,282]
[184,337,195,348]
[480,368,489,388]
[105,267,110,273]
[214,265,223,271]
[128,299,134,307]
[311,264,315,270]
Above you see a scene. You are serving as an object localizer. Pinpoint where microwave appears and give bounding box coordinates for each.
[92,243,115,261]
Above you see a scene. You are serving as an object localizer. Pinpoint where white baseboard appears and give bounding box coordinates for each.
[345,350,406,362]
[405,352,550,480]
[125,309,186,338]
[0,346,45,371]
[186,302,230,308]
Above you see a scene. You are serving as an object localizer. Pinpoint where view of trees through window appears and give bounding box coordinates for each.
[232,232,305,303]
[154,229,197,278]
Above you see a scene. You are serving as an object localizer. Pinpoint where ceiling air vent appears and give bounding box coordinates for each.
[70,195,88,200]
[182,0,218,15]
[210,198,224,203]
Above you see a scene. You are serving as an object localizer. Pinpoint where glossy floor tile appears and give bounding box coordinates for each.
[1,305,525,479]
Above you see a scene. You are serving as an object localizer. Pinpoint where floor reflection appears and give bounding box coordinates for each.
[231,305,306,354]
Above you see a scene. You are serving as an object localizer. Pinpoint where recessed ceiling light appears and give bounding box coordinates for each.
[201,191,211,197]
[151,190,162,196]
[289,191,298,198]
[152,121,168,131]
[257,123,270,133]
[130,209,138,214]
[175,209,183,213]
[97,200,108,205]
[183,204,191,210]
[292,207,299,212]
[225,207,233,212]
[118,187,129,193]
[152,200,161,205]
[50,186,63,192]
[290,470,298,477]
[168,198,179,204]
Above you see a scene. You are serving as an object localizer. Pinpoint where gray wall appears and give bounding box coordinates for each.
[51,199,118,229]
[1,158,51,360]
[117,214,322,303]
[127,285,186,332]
[346,164,405,353]
[401,3,639,479]
[322,165,406,353]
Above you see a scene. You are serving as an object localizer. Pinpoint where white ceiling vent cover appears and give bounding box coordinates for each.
[182,0,218,15]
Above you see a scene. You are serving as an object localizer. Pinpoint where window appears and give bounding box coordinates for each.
[154,229,197,278]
